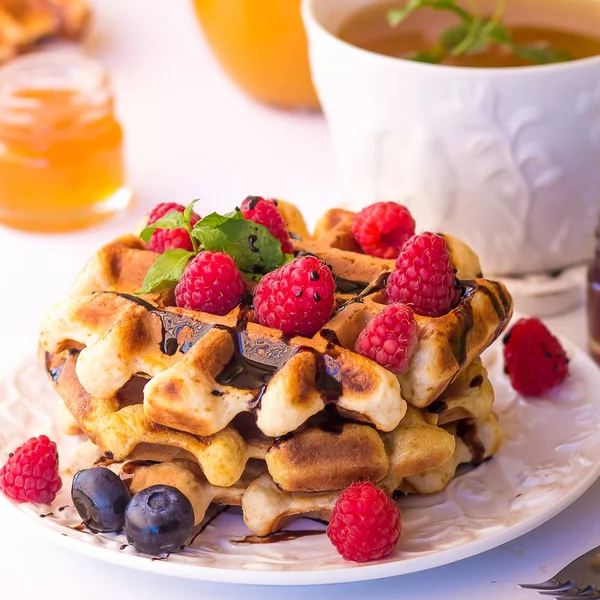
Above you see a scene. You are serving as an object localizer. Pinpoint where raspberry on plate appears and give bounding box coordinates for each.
[386,232,461,317]
[146,202,200,254]
[355,303,417,374]
[0,435,62,504]
[503,318,569,396]
[253,255,335,337]
[241,196,293,254]
[327,481,401,562]
[175,251,246,316]
[351,202,416,259]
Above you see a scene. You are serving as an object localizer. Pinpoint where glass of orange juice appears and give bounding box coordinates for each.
[0,52,129,233]
[192,0,319,110]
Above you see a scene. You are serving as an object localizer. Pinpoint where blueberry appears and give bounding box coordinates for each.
[124,485,194,555]
[71,467,131,533]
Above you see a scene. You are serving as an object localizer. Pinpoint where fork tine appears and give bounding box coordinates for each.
[519,579,564,590]
[540,586,600,599]
[548,587,600,599]
[536,581,576,594]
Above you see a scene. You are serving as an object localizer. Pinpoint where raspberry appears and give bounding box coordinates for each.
[386,232,460,317]
[253,256,335,337]
[146,202,200,254]
[241,196,293,254]
[175,251,246,316]
[503,318,569,396]
[352,202,416,259]
[355,303,417,374]
[327,482,401,562]
[0,435,62,504]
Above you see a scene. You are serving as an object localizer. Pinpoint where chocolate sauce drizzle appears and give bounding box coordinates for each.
[108,293,345,416]
[335,271,391,313]
[456,419,486,465]
[47,358,64,384]
[186,506,231,549]
[110,293,212,356]
[334,276,369,295]
[216,330,298,409]
[231,529,325,545]
[447,280,512,367]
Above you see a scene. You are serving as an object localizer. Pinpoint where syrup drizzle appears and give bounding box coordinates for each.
[456,419,486,465]
[231,530,325,545]
[216,330,298,409]
[110,293,213,356]
[335,271,391,313]
[109,293,345,414]
[334,276,369,295]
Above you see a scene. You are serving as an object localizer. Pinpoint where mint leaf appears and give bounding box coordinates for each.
[194,209,244,230]
[512,44,572,64]
[193,218,284,274]
[388,0,572,66]
[388,0,471,27]
[140,211,184,243]
[440,23,468,50]
[488,22,511,45]
[183,199,200,227]
[138,249,194,294]
[409,49,443,63]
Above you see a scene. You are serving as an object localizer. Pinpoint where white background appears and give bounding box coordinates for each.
[0,1,597,598]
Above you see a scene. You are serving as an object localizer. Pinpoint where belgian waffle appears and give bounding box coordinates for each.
[66,410,501,537]
[0,0,90,63]
[40,200,512,537]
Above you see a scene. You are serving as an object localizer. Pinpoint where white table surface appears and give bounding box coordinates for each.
[0,1,597,598]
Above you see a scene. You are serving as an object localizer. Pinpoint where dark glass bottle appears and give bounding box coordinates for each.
[587,228,600,364]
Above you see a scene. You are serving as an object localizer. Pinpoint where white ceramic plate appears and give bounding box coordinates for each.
[1,340,600,586]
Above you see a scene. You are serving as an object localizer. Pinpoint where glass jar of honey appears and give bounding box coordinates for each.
[192,0,319,110]
[0,52,129,232]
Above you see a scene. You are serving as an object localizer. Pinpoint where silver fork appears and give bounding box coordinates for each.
[520,544,600,598]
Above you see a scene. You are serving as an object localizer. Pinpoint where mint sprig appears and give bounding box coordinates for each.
[388,0,573,66]
[138,249,195,294]
[192,210,292,278]
[138,200,294,294]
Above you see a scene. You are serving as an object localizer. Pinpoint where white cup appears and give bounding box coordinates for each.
[302,0,600,275]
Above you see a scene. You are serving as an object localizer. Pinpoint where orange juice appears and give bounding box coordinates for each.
[192,0,319,109]
[0,53,129,232]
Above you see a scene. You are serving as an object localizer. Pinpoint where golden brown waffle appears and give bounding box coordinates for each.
[45,348,463,492]
[74,410,501,536]
[40,200,511,535]
[294,208,512,407]
[0,0,90,63]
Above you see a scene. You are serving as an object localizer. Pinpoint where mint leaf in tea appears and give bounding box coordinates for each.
[338,0,600,67]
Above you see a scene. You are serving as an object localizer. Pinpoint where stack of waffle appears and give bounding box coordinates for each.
[0,0,89,63]
[39,202,513,537]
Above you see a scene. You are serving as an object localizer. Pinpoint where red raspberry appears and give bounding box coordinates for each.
[503,318,569,396]
[327,482,401,562]
[175,251,246,316]
[240,196,293,254]
[352,202,416,259]
[146,202,200,254]
[0,435,62,504]
[355,303,417,374]
[386,232,460,317]
[253,256,335,337]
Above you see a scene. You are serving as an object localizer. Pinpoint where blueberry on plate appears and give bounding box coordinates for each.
[71,467,131,533]
[124,485,194,555]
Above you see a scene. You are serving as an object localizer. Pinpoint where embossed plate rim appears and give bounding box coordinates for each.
[1,338,600,586]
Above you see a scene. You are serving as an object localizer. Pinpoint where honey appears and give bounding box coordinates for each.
[0,53,129,232]
[192,0,319,109]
